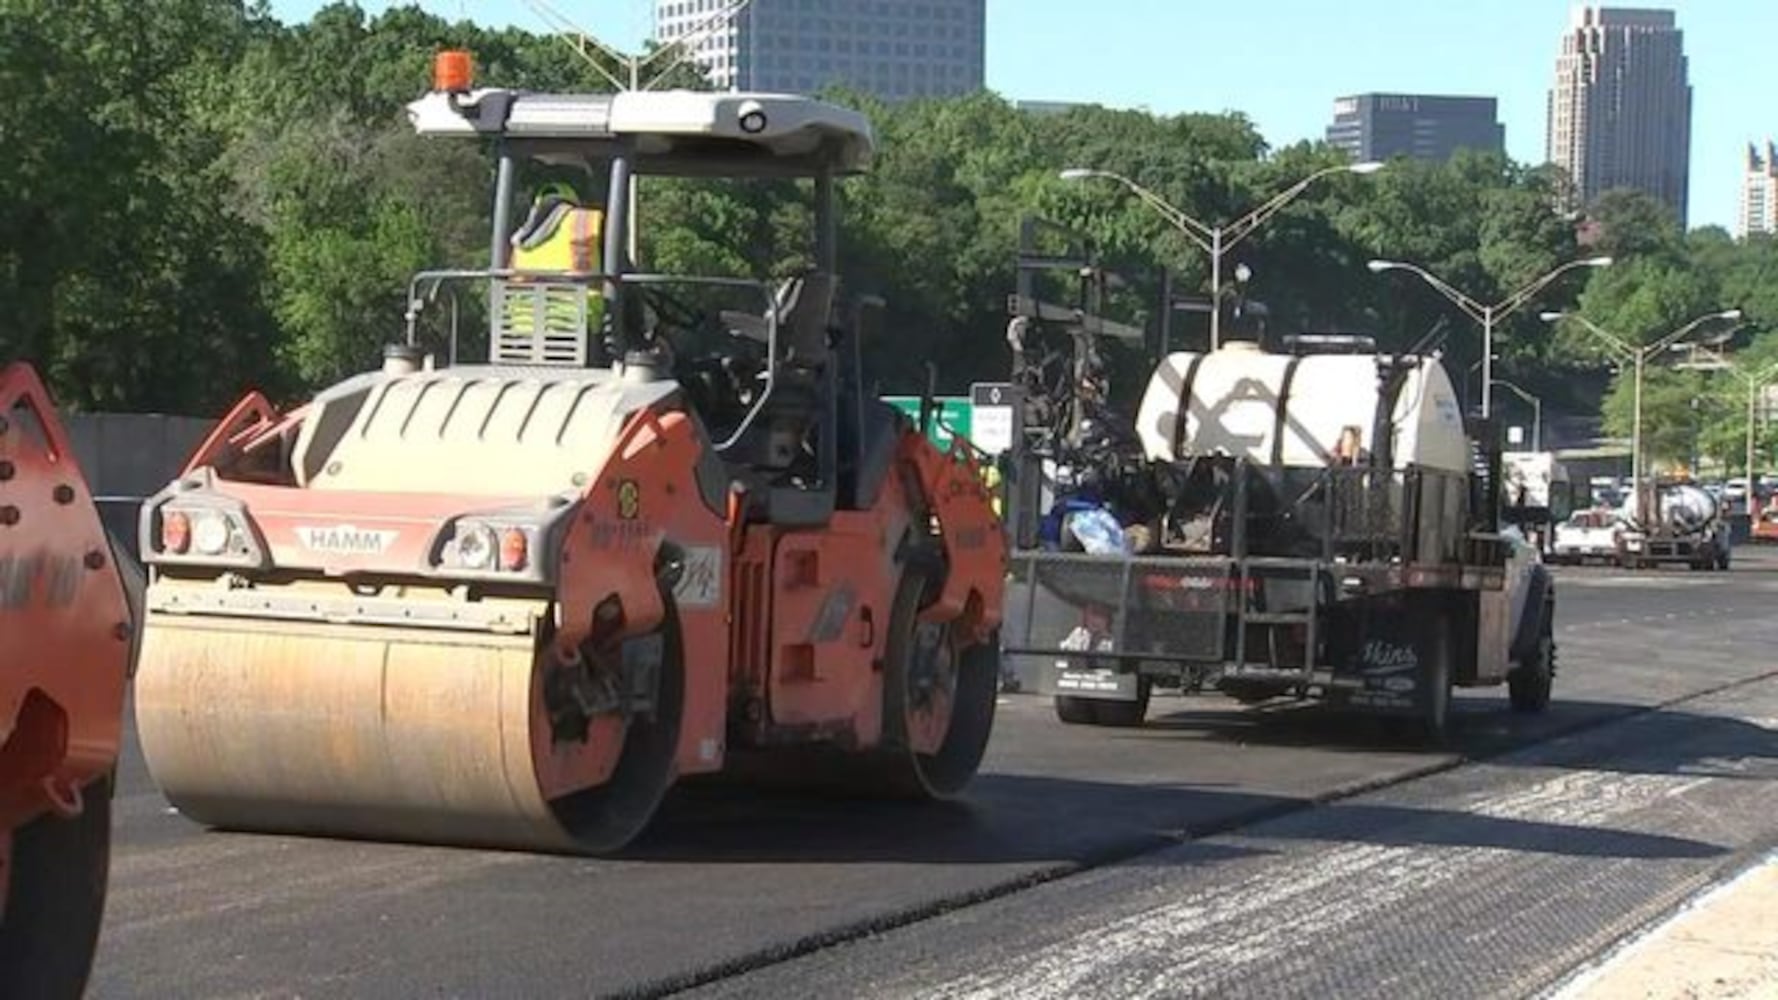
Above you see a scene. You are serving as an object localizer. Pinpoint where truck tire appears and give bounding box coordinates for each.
[1508,575,1556,714]
[1392,598,1453,742]
[1509,630,1555,712]
[1420,624,1453,739]
[1091,677,1152,727]
[1053,677,1151,727]
[1053,695,1098,725]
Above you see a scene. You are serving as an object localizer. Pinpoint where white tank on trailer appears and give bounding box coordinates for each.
[1135,340,1470,473]
[1621,482,1718,532]
[1661,484,1718,530]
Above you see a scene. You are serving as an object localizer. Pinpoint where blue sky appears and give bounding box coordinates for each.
[270,1,1775,231]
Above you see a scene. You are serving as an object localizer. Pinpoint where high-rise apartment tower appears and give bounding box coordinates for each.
[1741,142,1778,239]
[652,0,986,101]
[1546,6,1692,225]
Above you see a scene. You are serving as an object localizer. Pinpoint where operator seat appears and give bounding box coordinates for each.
[722,273,835,361]
[721,272,839,526]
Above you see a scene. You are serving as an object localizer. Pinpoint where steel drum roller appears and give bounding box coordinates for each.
[133,612,590,853]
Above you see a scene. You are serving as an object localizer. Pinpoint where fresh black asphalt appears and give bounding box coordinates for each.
[87,556,1778,998]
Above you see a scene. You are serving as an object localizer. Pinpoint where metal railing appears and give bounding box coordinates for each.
[1003,458,1474,665]
[401,268,780,452]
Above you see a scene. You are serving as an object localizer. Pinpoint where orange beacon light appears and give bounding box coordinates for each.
[434,49,474,93]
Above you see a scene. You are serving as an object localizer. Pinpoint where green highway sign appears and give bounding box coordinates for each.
[885,396,972,450]
[884,384,1018,456]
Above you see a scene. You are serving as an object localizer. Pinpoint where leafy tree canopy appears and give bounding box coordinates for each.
[1,0,1767,483]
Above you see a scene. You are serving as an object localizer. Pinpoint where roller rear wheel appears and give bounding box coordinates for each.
[0,774,112,1000]
[876,572,999,800]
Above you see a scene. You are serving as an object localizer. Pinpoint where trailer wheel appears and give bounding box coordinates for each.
[1090,677,1152,728]
[0,773,113,1000]
[1053,695,1098,725]
[1403,602,1454,741]
[1509,631,1555,712]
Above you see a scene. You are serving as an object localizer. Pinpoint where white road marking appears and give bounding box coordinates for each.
[919,767,1716,1000]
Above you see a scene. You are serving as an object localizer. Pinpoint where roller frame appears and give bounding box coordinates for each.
[0,362,133,994]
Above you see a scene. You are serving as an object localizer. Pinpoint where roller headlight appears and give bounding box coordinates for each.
[191,510,233,556]
[454,523,498,570]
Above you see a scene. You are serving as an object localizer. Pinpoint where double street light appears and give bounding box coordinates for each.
[1541,309,1744,516]
[1675,343,1778,517]
[1366,256,1614,419]
[1060,161,1385,350]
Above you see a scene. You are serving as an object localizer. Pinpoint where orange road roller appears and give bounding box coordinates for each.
[1,362,135,996]
[131,56,1007,855]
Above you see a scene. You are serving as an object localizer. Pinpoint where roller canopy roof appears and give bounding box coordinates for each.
[406,88,875,176]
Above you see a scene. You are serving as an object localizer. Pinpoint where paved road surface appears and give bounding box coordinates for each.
[88,558,1778,998]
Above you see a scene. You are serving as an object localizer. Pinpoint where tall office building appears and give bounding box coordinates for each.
[652,0,986,101]
[1546,6,1692,225]
[1324,94,1505,163]
[1740,142,1778,239]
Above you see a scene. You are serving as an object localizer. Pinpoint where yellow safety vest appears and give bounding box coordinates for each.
[507,203,606,336]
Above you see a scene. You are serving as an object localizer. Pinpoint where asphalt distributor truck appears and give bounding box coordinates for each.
[1000,263,1555,738]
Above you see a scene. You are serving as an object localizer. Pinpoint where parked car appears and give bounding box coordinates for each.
[1551,509,1626,565]
[1753,505,1778,544]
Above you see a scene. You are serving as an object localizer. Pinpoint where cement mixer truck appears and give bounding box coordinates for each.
[1618,480,1729,571]
[1002,284,1555,737]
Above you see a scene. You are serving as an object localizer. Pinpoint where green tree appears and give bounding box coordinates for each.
[0,0,282,411]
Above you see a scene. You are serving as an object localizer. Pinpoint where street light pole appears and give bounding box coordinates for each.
[1209,226,1223,349]
[1632,352,1644,509]
[1543,308,1744,520]
[1673,342,1777,517]
[1749,379,1757,515]
[1491,378,1542,451]
[1367,256,1614,419]
[1482,306,1495,423]
[1061,161,1384,350]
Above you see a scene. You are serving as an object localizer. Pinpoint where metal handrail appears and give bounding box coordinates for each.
[401,268,781,453]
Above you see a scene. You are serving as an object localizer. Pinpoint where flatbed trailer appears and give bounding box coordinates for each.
[997,223,1555,737]
[1005,458,1548,735]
